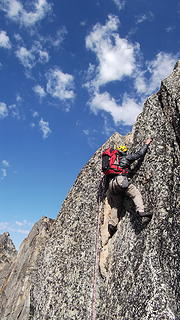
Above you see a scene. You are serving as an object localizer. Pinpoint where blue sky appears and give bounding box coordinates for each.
[0,0,179,249]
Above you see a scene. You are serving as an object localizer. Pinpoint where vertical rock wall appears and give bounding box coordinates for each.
[30,62,179,320]
[97,62,180,320]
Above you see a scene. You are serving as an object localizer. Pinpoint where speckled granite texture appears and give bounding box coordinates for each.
[0,217,54,320]
[0,62,179,320]
[30,62,179,320]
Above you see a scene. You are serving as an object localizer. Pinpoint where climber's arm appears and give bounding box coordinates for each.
[127,138,152,162]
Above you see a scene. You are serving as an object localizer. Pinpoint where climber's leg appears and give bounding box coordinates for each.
[106,189,123,237]
[126,184,152,221]
[126,183,144,213]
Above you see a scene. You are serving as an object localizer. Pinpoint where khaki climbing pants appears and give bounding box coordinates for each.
[107,175,144,227]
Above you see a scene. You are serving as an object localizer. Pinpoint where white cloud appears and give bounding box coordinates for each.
[165,26,175,33]
[39,118,51,138]
[0,221,31,235]
[49,28,68,47]
[85,15,142,126]
[0,160,10,181]
[82,129,90,136]
[101,115,115,137]
[16,46,35,68]
[135,52,178,94]
[85,15,139,88]
[2,160,10,167]
[112,0,126,11]
[80,21,86,27]
[14,33,23,42]
[33,85,46,98]
[90,91,142,125]
[0,0,52,27]
[0,102,8,118]
[16,42,49,69]
[0,102,21,119]
[9,104,21,119]
[38,49,49,63]
[85,16,179,127]
[135,12,154,24]
[46,68,75,101]
[32,111,39,118]
[16,220,32,227]
[16,94,22,102]
[0,30,11,49]
[1,168,7,180]
[37,27,68,49]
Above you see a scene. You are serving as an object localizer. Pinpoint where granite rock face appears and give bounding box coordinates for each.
[30,62,179,319]
[0,62,179,320]
[0,232,17,285]
[0,217,54,320]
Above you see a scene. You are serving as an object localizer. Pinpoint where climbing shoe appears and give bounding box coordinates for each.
[138,211,152,217]
[108,224,117,238]
[138,212,152,224]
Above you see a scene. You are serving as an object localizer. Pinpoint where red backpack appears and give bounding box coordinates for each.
[102,148,129,175]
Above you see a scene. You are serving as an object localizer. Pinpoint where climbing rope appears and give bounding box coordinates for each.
[91,197,103,320]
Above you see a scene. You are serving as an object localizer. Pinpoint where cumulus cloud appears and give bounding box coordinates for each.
[85,15,139,88]
[90,91,142,125]
[16,46,35,68]
[16,41,49,69]
[0,102,8,118]
[85,15,142,125]
[85,16,179,127]
[112,0,126,11]
[33,85,46,98]
[0,102,21,119]
[38,49,49,63]
[41,27,68,48]
[46,68,75,101]
[135,52,178,94]
[0,0,52,27]
[39,118,51,138]
[0,30,11,49]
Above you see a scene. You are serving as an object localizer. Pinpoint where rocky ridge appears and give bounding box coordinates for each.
[0,217,54,320]
[0,62,179,320]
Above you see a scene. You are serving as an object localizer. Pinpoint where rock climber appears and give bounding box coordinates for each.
[102,138,153,237]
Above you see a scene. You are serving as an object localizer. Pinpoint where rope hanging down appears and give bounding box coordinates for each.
[91,199,102,320]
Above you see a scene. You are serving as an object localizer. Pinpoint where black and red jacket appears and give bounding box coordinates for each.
[102,144,149,177]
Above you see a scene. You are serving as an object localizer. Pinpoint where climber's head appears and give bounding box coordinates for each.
[116,145,128,153]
